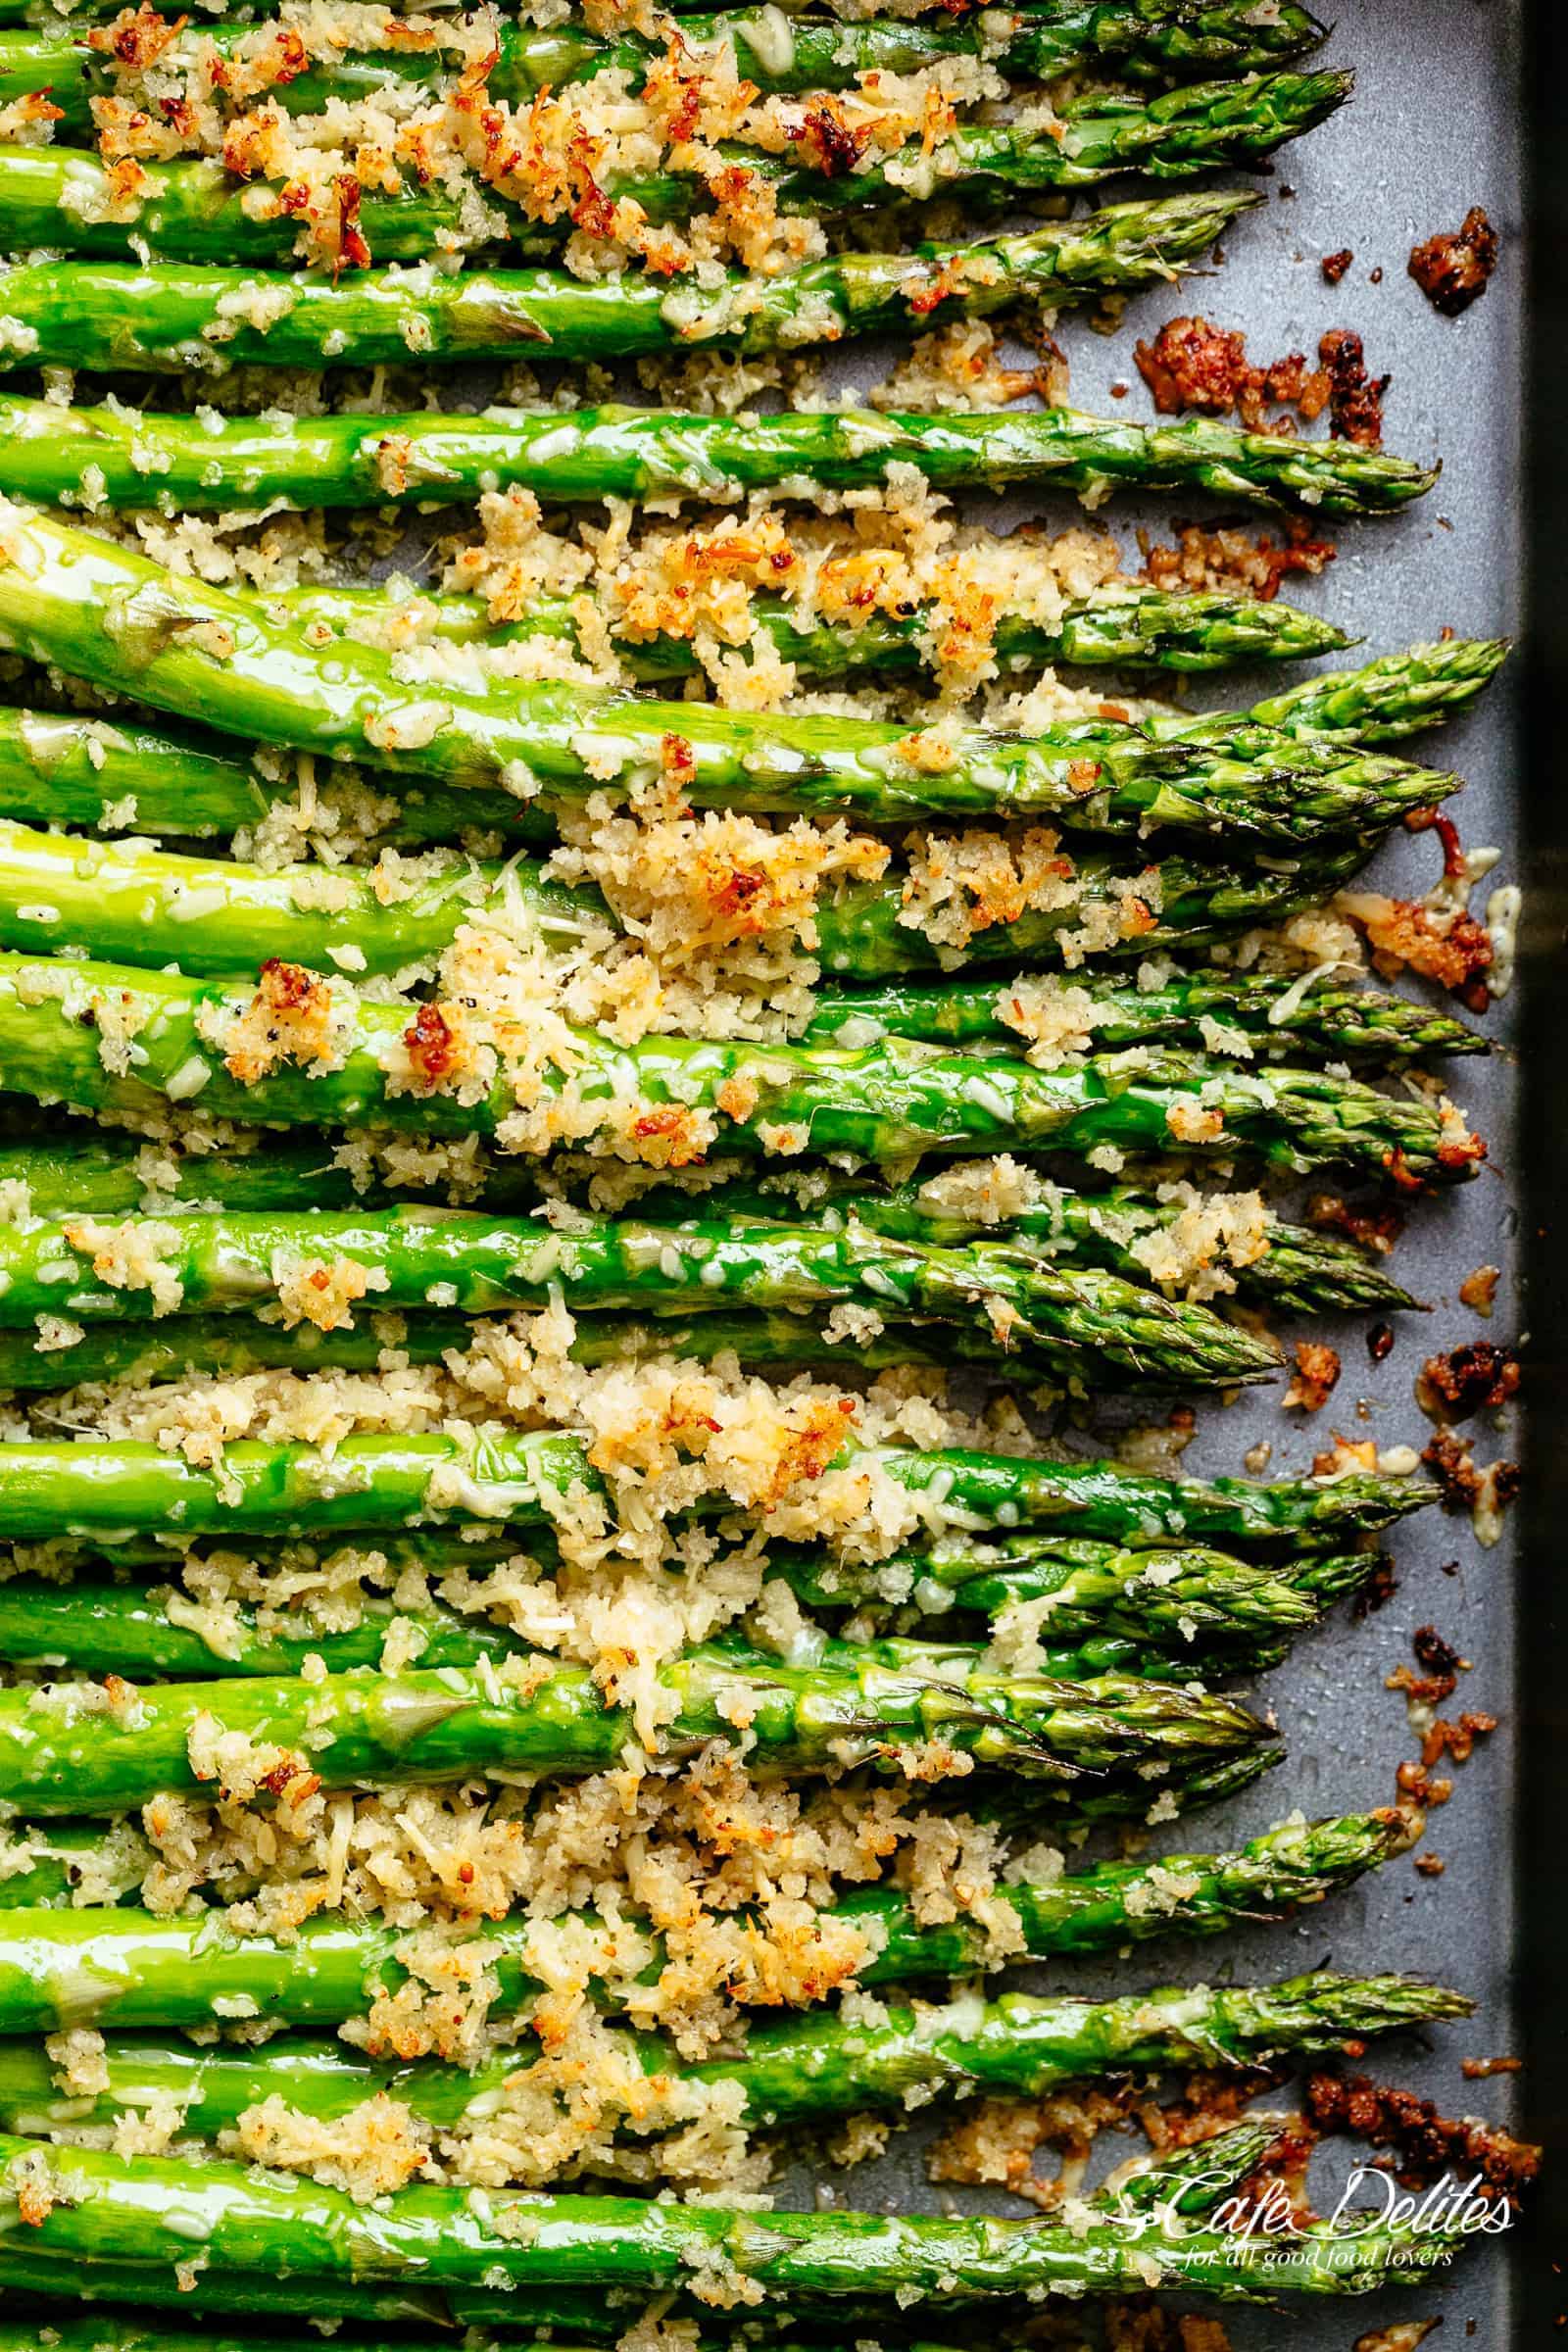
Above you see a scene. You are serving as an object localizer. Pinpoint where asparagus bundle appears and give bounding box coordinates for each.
[0,190,1252,373]
[0,1971,1467,2156]
[0,1132,1428,1314]
[0,1811,1418,2007]
[0,1204,1283,1387]
[0,1646,1276,1813]
[0,2131,1476,2312]
[0,511,1453,837]
[0,0,1328,127]
[0,1424,1430,1547]
[0,391,1440,516]
[4,83,1347,268]
[0,948,1481,1180]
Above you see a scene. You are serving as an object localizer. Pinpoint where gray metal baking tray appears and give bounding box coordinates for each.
[766,3,1528,2342]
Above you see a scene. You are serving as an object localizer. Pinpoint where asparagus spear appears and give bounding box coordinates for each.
[0,1809,1421,2020]
[0,1303,1090,1390]
[1244,633,1512,745]
[273,575,1352,678]
[0,391,1440,517]
[0,1423,1432,1548]
[0,1533,1376,1677]
[774,1528,1380,1633]
[0,512,1449,838]
[0,1574,1194,1682]
[0,828,1429,1007]
[0,0,1330,75]
[0,1520,1381,1654]
[0,190,1253,372]
[2,84,1347,267]
[0,1130,1427,1316]
[0,2127,1272,2334]
[0,1971,1467,2155]
[646,1165,1424,1314]
[0,948,1481,1180]
[0,812,1378,993]
[0,804,1480,1048]
[0,0,1328,130]
[0,1647,1275,1814]
[0,1204,1282,1387]
[0,2131,1479,2308]
[805,964,1485,1062]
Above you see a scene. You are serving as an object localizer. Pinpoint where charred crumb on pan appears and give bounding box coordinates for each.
[1283,1341,1341,1413]
[1419,1427,1520,1544]
[1459,1264,1500,1316]
[1131,314,1391,449]
[1303,2069,1540,2201]
[1416,1341,1521,1422]
[1408,207,1499,316]
[1136,513,1335,603]
[1318,328,1390,448]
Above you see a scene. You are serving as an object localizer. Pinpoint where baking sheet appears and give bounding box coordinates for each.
[765,3,1527,2341]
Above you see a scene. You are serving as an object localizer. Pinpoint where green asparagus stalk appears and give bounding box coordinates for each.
[0,1203,1282,1387]
[0,2126,1273,2335]
[0,1129,1425,1315]
[0,1421,1432,1548]
[0,1531,1379,1676]
[0,391,1441,517]
[1243,634,1512,744]
[0,511,1449,838]
[0,949,1482,1180]
[0,2131,1481,2310]
[0,1647,1274,1814]
[0,0,1329,77]
[804,964,1484,1061]
[0,0,1329,130]
[0,817,1380,994]
[0,1526,1383,1668]
[0,1809,1420,2020]
[0,814,1481,1048]
[0,1971,1467,2157]
[0,190,1253,373]
[1,84,1347,268]
[0,1126,1423,1310]
[274,574,1350,678]
[0,831,1423,1004]
[773,1528,1381,1633]
[0,1574,1190,1683]
[0,1303,1085,1391]
[649,1165,1425,1314]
